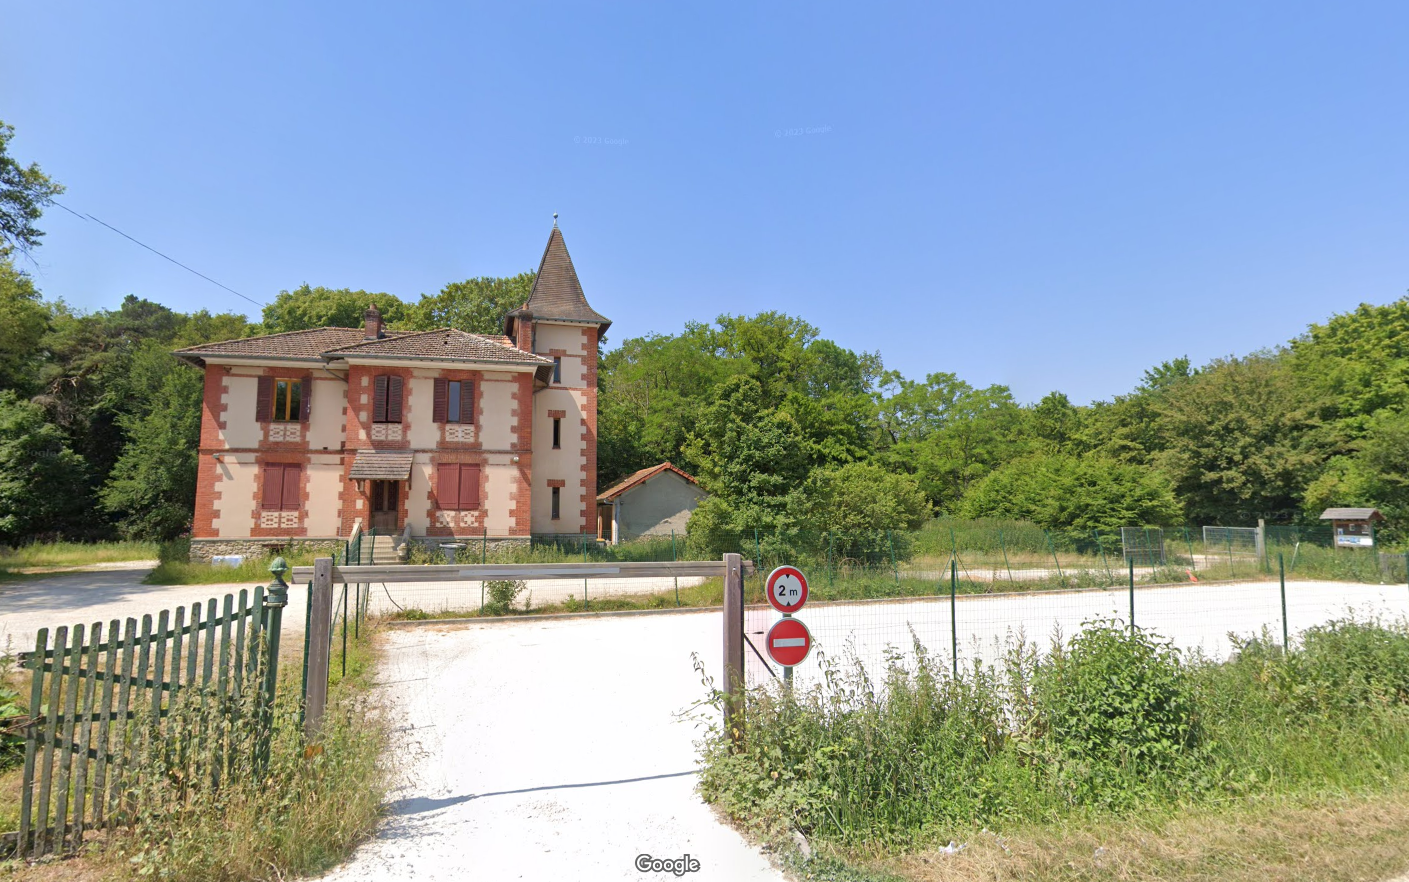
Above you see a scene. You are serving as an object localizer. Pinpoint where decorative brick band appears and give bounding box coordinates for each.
[548,409,567,419]
[547,479,566,488]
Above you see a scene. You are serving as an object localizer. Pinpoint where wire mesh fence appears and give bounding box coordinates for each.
[744,565,1409,690]
[328,519,1409,625]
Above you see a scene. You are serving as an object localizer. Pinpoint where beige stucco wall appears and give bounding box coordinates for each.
[535,323,587,387]
[407,456,434,533]
[484,456,517,535]
[222,371,262,448]
[212,455,256,537]
[531,387,588,535]
[616,473,707,540]
[304,458,345,536]
[307,377,346,451]
[407,376,438,449]
[479,377,519,450]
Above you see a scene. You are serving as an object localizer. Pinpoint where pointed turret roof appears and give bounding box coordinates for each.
[507,226,611,332]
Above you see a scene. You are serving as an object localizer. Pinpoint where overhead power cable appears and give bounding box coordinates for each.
[52,200,265,308]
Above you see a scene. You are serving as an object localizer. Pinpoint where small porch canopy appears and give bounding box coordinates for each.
[348,451,413,481]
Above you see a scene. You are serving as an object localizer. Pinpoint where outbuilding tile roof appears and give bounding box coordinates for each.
[511,227,611,329]
[325,329,553,366]
[597,462,699,502]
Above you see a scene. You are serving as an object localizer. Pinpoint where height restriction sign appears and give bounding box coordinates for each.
[766,617,813,667]
[765,565,809,614]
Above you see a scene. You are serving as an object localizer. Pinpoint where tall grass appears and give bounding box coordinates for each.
[698,616,1409,850]
[106,626,385,880]
[145,539,323,586]
[0,540,158,568]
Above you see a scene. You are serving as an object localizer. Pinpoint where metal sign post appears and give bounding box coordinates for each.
[765,566,812,684]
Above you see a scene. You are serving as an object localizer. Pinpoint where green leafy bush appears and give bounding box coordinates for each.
[482,579,526,614]
[698,618,1409,850]
[1035,622,1198,804]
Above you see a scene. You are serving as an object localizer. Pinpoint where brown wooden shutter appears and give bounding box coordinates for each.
[437,464,459,510]
[433,378,448,423]
[461,381,475,425]
[388,376,404,422]
[261,465,282,509]
[460,465,479,509]
[281,465,301,511]
[256,376,273,422]
[299,377,312,422]
[373,375,388,423]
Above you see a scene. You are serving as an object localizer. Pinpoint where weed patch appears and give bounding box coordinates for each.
[698,616,1409,861]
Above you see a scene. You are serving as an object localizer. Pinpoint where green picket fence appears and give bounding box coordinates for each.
[6,586,283,858]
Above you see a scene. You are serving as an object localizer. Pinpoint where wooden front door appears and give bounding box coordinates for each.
[370,481,399,531]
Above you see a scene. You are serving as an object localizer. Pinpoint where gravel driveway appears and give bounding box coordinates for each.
[318,612,784,882]
[0,565,309,654]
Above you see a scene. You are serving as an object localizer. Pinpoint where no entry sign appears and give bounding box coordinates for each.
[766,617,813,667]
[765,565,809,614]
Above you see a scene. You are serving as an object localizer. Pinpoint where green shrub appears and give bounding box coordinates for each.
[1035,622,1198,804]
[483,579,526,615]
[1267,616,1409,715]
[699,620,1409,849]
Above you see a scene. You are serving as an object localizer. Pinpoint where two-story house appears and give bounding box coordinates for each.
[174,225,609,561]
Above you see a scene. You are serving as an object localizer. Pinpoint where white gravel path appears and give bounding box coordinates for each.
[0,564,311,654]
[318,612,784,882]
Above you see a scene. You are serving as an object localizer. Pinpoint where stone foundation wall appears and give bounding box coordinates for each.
[406,536,530,562]
[188,537,342,562]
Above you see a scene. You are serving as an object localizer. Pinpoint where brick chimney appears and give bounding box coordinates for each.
[363,304,383,340]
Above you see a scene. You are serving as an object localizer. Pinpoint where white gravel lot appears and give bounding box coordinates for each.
[318,612,784,882]
[0,564,307,654]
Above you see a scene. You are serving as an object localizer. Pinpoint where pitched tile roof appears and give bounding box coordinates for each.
[597,462,700,502]
[511,227,611,329]
[348,451,414,481]
[175,325,552,374]
[324,329,553,366]
[174,327,400,363]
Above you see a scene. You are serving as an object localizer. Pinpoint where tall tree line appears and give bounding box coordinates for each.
[1,119,1405,548]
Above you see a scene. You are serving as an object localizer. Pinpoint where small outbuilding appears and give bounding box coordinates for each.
[596,462,707,545]
[1318,507,1385,548]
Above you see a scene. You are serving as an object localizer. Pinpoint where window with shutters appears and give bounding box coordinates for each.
[260,464,302,511]
[436,464,482,511]
[373,375,404,423]
[272,378,302,422]
[433,378,475,425]
[257,376,309,422]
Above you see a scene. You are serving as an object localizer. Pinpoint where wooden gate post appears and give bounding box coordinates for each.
[722,553,744,745]
[304,557,334,739]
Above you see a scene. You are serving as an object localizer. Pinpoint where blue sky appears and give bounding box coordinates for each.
[4,2,1407,404]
